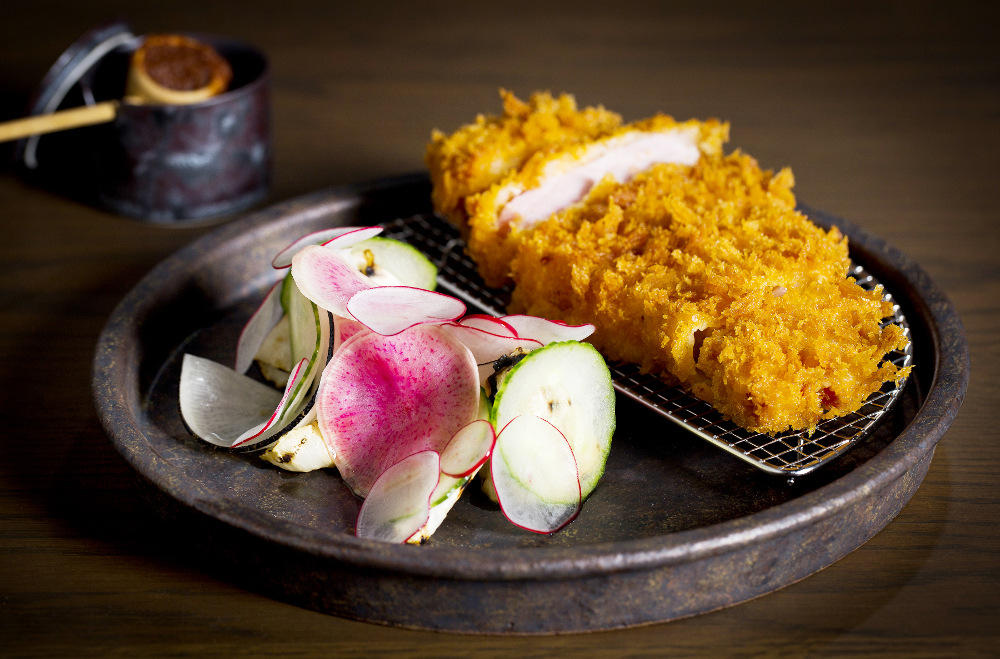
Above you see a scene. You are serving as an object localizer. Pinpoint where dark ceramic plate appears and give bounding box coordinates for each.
[92,173,969,634]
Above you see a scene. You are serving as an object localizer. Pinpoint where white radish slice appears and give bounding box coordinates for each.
[501,315,595,344]
[235,280,285,373]
[346,286,466,336]
[232,357,311,448]
[272,226,383,269]
[439,323,542,383]
[458,314,518,338]
[179,354,307,450]
[491,415,582,534]
[356,450,441,544]
[440,419,496,478]
[317,323,480,497]
[420,420,496,542]
[291,244,372,317]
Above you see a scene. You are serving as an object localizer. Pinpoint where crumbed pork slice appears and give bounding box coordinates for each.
[425,89,622,233]
[508,152,909,435]
[463,115,729,286]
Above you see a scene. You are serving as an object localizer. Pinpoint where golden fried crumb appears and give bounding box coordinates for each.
[425,90,622,233]
[509,153,909,434]
[427,92,910,434]
[463,114,729,287]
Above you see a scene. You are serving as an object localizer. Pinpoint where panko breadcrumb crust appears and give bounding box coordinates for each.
[425,89,622,232]
[426,91,910,435]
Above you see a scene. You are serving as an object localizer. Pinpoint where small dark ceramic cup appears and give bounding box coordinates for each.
[17,20,272,223]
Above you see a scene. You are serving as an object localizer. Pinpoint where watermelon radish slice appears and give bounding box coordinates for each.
[491,415,582,534]
[355,450,441,544]
[501,315,595,344]
[490,340,615,500]
[346,286,466,336]
[316,323,480,497]
[291,244,372,318]
[272,226,383,269]
[333,316,368,354]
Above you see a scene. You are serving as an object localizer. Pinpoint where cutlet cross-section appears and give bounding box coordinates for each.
[461,113,729,287]
[425,89,623,235]
[426,92,909,435]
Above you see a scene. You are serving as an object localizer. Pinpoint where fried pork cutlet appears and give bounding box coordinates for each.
[508,153,909,434]
[425,89,622,233]
[463,114,729,287]
[426,94,909,435]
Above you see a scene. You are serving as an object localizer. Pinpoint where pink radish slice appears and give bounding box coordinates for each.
[179,354,308,449]
[317,323,480,497]
[346,286,466,336]
[333,316,368,354]
[439,323,542,383]
[491,415,582,534]
[234,279,285,373]
[501,315,595,344]
[355,450,441,544]
[440,419,496,478]
[459,314,518,338]
[272,226,383,269]
[291,244,372,317]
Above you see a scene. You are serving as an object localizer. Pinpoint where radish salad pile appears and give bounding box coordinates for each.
[179,226,615,543]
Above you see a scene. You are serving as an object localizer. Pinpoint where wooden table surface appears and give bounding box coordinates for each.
[2,2,996,656]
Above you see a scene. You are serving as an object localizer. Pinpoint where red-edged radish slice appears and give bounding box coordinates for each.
[234,280,285,373]
[317,323,480,497]
[355,450,441,544]
[179,354,309,450]
[459,314,518,338]
[491,415,582,534]
[346,286,466,336]
[272,226,383,269]
[501,315,595,344]
[232,357,311,448]
[439,323,542,383]
[333,316,367,354]
[440,419,496,478]
[291,244,372,317]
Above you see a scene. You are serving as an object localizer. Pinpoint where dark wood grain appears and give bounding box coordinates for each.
[2,1,997,656]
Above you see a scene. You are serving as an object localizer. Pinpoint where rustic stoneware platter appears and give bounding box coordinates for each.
[92,173,969,634]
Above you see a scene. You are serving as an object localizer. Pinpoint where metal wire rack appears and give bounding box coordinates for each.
[382,212,913,476]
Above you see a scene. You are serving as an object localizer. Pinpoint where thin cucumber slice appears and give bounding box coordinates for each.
[491,340,615,499]
[346,237,438,290]
[284,276,331,416]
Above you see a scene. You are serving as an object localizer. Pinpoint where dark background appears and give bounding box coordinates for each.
[2,1,997,656]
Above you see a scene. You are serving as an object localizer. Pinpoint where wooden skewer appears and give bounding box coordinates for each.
[0,101,119,143]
